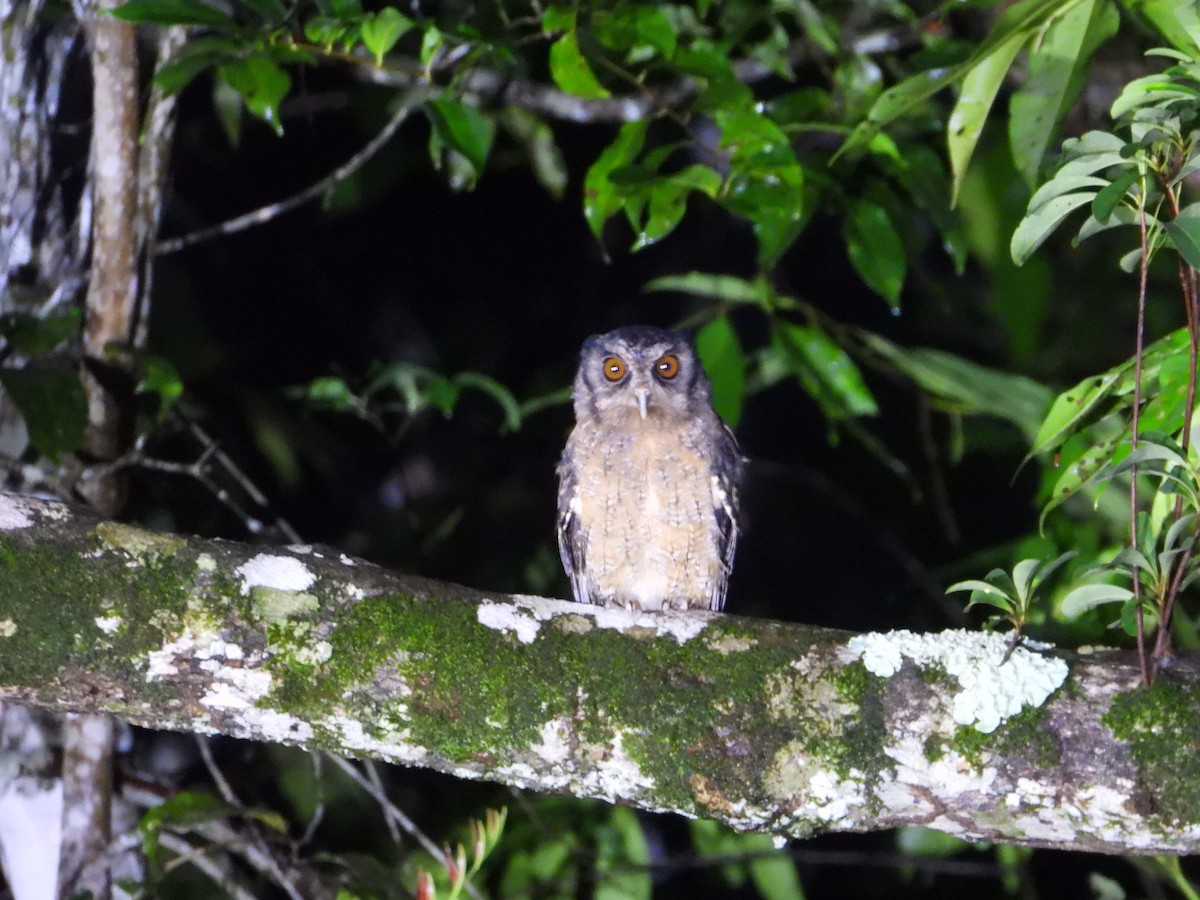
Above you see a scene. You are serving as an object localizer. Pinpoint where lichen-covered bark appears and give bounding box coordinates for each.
[0,491,1197,854]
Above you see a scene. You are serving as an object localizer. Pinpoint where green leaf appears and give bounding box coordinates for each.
[361,8,414,65]
[695,315,746,427]
[843,199,905,309]
[0,365,87,460]
[140,791,229,860]
[218,55,291,135]
[839,0,1071,158]
[1090,169,1139,222]
[453,372,522,432]
[645,272,778,307]
[948,30,1026,204]
[1164,202,1200,270]
[0,308,82,355]
[593,6,677,59]
[1009,0,1118,187]
[583,121,647,240]
[774,323,878,420]
[111,0,234,27]
[549,29,610,99]
[137,355,184,420]
[235,0,287,25]
[1060,582,1135,617]
[1117,0,1200,55]
[741,834,804,900]
[1011,191,1096,265]
[499,108,567,199]
[1026,368,1126,458]
[426,99,493,184]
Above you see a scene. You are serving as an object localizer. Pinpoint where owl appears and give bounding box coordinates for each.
[556,326,741,611]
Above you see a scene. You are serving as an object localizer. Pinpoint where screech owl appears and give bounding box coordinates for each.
[556,325,741,611]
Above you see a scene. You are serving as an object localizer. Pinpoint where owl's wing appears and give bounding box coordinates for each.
[556,449,592,604]
[709,421,742,611]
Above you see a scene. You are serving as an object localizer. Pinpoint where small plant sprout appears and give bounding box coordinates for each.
[947,552,1076,661]
[416,807,507,900]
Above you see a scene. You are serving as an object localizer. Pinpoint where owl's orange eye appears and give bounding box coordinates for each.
[602,356,627,381]
[655,354,680,379]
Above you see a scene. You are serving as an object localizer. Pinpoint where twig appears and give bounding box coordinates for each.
[325,753,485,900]
[155,87,428,255]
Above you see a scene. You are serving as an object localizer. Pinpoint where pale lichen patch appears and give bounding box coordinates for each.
[579,730,654,802]
[0,495,33,530]
[94,616,121,635]
[236,553,316,596]
[477,601,541,644]
[847,629,1069,732]
[95,522,185,561]
[252,588,319,622]
[0,619,16,637]
[763,740,865,824]
[707,633,756,654]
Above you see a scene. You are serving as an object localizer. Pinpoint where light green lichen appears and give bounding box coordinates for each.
[95,522,185,561]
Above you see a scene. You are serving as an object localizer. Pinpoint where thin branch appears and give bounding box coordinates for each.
[325,754,485,900]
[155,87,428,255]
[1133,182,1150,685]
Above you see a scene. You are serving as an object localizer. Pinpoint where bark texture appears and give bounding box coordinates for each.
[0,491,1197,855]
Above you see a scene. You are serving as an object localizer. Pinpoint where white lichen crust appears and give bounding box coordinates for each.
[476,594,715,645]
[847,629,1069,733]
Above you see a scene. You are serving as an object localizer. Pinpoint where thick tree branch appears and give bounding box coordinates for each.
[0,491,1197,855]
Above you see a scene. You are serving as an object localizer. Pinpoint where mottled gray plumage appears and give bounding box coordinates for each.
[557,326,740,611]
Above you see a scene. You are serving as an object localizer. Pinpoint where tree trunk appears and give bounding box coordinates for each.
[0,490,1195,856]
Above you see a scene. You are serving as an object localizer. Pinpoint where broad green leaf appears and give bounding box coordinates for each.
[1027,368,1126,458]
[1028,174,1109,212]
[154,37,240,96]
[541,5,575,33]
[112,0,234,27]
[1075,204,1142,243]
[843,199,905,309]
[235,0,287,25]
[884,142,968,271]
[594,806,650,900]
[425,99,493,183]
[0,308,82,355]
[583,121,647,240]
[1011,191,1096,265]
[1060,582,1135,617]
[361,8,414,65]
[1116,0,1200,55]
[743,833,805,900]
[838,0,1072,158]
[140,791,229,859]
[1090,169,1139,222]
[499,108,567,199]
[1164,202,1200,270]
[695,315,746,427]
[1009,0,1118,187]
[592,6,677,59]
[218,56,291,135]
[645,272,778,307]
[774,323,878,420]
[1038,435,1120,528]
[949,30,1026,204]
[549,30,610,99]
[1012,557,1042,600]
[0,365,87,460]
[861,333,1052,441]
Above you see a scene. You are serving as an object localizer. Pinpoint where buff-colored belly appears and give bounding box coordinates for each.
[573,422,721,609]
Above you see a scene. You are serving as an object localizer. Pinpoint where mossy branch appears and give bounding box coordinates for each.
[0,491,1197,854]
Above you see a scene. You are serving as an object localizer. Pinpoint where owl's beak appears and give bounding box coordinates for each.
[635,388,649,420]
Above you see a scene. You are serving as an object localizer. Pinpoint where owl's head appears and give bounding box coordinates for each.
[573,325,712,422]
